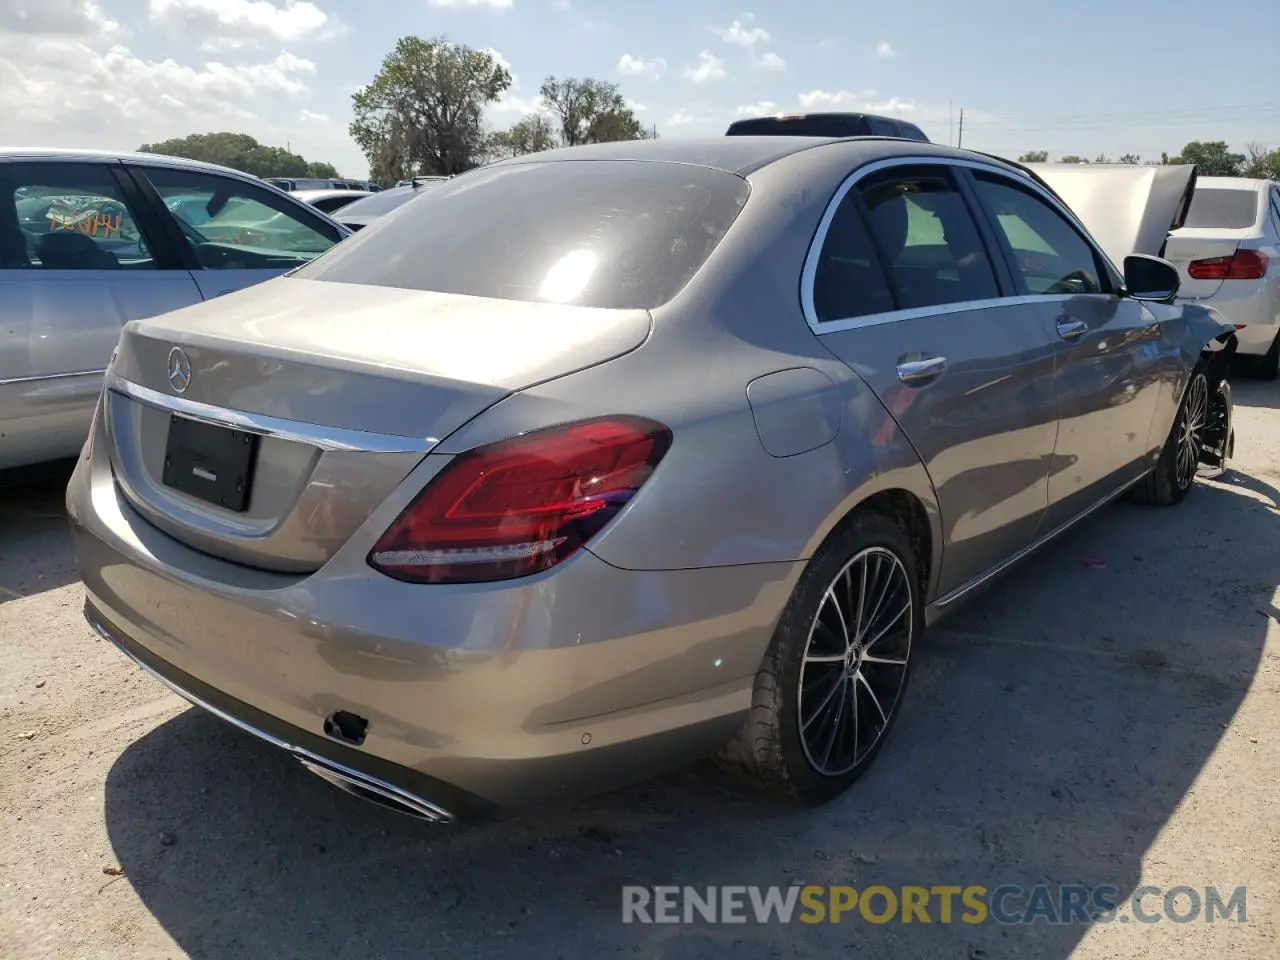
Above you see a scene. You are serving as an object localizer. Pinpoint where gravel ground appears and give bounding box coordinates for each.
[2,381,1278,959]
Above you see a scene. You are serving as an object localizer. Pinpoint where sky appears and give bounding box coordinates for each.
[2,0,1278,179]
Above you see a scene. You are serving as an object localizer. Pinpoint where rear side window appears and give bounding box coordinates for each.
[856,167,1000,309]
[811,194,896,321]
[295,161,751,310]
[336,187,423,219]
[1183,188,1261,229]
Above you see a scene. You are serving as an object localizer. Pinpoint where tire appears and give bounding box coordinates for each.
[716,509,922,804]
[1129,369,1209,506]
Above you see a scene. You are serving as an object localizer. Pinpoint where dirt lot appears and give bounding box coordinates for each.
[2,382,1279,960]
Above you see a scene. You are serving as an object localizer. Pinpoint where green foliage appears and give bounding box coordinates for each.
[1243,143,1280,180]
[488,113,559,161]
[350,35,511,181]
[1059,155,1087,164]
[1017,150,1048,163]
[136,132,340,178]
[1164,140,1245,176]
[1118,153,1141,165]
[538,76,648,148]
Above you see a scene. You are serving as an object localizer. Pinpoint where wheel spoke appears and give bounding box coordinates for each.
[857,671,888,725]
[823,587,851,651]
[863,603,910,651]
[818,675,848,769]
[861,652,908,666]
[801,670,844,731]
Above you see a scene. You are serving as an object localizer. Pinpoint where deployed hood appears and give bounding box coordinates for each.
[1025,163,1197,266]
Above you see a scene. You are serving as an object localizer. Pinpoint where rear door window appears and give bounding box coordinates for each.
[856,166,1001,309]
[294,160,751,310]
[811,192,896,322]
[1,163,158,270]
[1183,188,1262,229]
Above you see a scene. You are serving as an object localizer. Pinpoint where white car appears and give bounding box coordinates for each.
[290,188,373,215]
[1028,166,1279,378]
[1166,177,1280,378]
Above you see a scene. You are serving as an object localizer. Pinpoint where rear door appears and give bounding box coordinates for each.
[808,161,1060,598]
[0,160,199,469]
[125,164,346,300]
[967,168,1166,529]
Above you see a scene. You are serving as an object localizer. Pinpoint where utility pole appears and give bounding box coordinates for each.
[957,109,964,149]
[948,101,953,146]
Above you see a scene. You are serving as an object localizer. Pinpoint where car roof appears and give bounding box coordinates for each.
[0,146,267,181]
[292,188,372,201]
[484,135,1018,177]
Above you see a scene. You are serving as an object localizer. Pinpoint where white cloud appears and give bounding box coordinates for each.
[429,0,513,6]
[798,89,916,115]
[627,100,647,113]
[752,51,785,71]
[550,0,570,7]
[617,53,666,79]
[298,108,329,122]
[148,0,338,49]
[717,16,770,47]
[683,50,726,84]
[736,101,779,116]
[874,40,894,58]
[668,107,721,126]
[4,0,120,35]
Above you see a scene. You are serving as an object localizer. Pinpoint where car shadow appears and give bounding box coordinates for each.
[0,469,79,602]
[103,476,1273,959]
[1226,374,1280,412]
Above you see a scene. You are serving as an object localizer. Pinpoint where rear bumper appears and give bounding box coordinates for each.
[68,451,801,811]
[1183,286,1278,356]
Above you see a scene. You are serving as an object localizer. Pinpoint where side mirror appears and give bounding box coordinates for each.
[1123,254,1181,303]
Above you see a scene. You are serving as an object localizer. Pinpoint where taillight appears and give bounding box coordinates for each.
[1187,249,1269,281]
[367,416,673,584]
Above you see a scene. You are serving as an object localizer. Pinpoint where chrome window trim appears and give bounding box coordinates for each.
[105,370,437,454]
[801,155,1122,334]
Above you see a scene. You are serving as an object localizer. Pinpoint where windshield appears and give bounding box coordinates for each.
[1183,188,1260,230]
[295,160,751,309]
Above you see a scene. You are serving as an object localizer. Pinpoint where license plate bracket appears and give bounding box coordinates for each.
[161,414,258,513]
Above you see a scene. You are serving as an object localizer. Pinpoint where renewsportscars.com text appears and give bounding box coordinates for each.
[621,884,1247,926]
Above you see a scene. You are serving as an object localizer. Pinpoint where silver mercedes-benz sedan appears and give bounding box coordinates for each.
[0,149,349,474]
[67,136,1236,822]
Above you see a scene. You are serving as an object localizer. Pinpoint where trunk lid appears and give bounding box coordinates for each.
[1162,229,1257,300]
[1025,162,1197,266]
[103,276,651,572]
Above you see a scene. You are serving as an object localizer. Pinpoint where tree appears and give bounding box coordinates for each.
[350,36,511,181]
[488,113,559,161]
[1094,153,1109,164]
[1017,150,1048,163]
[1059,155,1087,164]
[1243,142,1280,180]
[1118,153,1141,165]
[1165,140,1245,176]
[538,76,648,147]
[137,132,341,178]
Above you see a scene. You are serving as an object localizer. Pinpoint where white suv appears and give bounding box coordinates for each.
[1164,177,1280,378]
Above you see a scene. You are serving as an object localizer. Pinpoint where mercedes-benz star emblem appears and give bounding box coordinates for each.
[167,346,192,394]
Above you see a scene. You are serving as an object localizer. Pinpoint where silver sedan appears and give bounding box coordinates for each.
[68,136,1236,821]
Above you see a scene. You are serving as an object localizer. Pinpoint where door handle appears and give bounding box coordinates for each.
[1056,318,1088,341]
[896,355,947,385]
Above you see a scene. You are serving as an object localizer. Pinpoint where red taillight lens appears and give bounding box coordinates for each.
[1188,249,1269,281]
[367,416,673,584]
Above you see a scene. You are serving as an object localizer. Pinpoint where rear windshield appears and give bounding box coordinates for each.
[1183,188,1260,229]
[294,160,751,310]
[335,187,422,218]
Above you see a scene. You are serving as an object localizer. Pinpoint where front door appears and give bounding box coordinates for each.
[809,163,1060,598]
[966,170,1165,528]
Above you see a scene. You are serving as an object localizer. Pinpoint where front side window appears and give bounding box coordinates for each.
[857,167,1000,309]
[972,173,1105,296]
[294,160,751,310]
[140,167,341,270]
[0,162,155,270]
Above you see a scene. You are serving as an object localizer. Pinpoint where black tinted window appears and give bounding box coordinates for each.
[295,161,751,310]
[857,167,1000,308]
[812,194,895,321]
[1184,188,1261,229]
[973,174,1105,295]
[336,186,422,218]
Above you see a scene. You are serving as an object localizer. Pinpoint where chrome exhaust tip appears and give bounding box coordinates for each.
[299,757,455,823]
